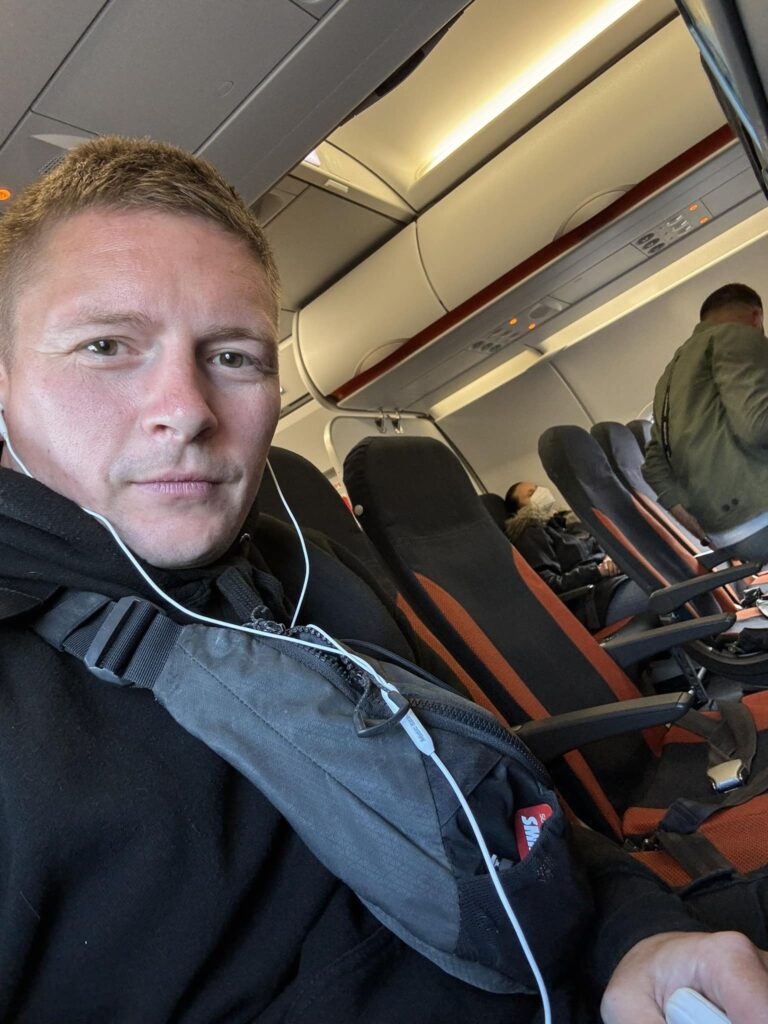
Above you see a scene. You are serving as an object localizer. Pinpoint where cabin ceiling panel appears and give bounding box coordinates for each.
[289,0,341,18]
[199,0,469,205]
[0,0,105,148]
[34,0,314,151]
[0,113,95,205]
[264,186,400,310]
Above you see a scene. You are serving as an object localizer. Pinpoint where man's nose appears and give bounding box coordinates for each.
[140,352,218,442]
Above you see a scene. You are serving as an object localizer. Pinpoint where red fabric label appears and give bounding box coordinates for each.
[514,803,553,859]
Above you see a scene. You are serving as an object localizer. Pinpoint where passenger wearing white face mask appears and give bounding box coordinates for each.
[504,481,647,630]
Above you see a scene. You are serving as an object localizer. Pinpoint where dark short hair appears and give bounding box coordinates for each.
[504,482,524,516]
[700,283,762,321]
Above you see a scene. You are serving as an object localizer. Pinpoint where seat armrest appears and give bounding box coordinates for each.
[515,690,693,762]
[601,613,735,667]
[696,540,764,569]
[648,562,761,615]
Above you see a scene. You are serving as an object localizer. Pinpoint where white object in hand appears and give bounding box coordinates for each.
[665,988,731,1024]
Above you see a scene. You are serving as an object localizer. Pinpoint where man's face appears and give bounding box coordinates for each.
[0,208,281,568]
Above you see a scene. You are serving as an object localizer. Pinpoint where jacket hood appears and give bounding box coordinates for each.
[504,505,578,544]
[0,467,280,618]
[504,504,553,544]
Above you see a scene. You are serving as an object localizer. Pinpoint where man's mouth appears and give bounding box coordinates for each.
[133,474,224,497]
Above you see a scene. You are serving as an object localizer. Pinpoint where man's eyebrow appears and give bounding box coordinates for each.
[56,309,156,332]
[53,310,277,343]
[200,323,277,345]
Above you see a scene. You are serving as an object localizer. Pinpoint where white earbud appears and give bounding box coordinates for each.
[0,408,32,476]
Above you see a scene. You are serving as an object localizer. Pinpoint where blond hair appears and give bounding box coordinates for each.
[0,135,280,355]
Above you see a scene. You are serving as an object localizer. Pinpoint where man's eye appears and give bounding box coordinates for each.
[212,351,249,368]
[85,338,120,356]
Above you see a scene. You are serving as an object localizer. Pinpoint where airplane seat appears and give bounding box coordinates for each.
[257,446,505,712]
[343,434,768,883]
[626,418,652,454]
[258,447,387,582]
[591,421,705,557]
[478,491,508,531]
[539,425,768,683]
[591,421,758,608]
[541,424,724,613]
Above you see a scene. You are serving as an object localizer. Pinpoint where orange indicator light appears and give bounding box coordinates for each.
[508,317,518,326]
[528,322,536,331]
[699,216,709,225]
[688,202,698,212]
[0,188,11,202]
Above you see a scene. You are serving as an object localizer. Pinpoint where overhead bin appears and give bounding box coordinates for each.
[295,224,446,397]
[295,18,725,399]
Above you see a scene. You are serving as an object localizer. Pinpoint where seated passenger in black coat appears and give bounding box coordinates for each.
[504,482,647,629]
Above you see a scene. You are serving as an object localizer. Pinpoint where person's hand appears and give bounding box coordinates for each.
[601,930,768,1023]
[669,503,709,543]
[598,557,621,577]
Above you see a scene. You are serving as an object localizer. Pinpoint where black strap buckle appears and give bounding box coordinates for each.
[84,596,160,684]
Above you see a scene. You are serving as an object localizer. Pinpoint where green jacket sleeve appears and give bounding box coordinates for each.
[641,387,688,509]
[711,325,768,448]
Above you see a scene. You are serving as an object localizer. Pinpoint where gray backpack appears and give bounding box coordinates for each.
[34,589,592,995]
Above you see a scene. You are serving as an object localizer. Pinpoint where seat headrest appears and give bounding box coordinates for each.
[343,436,488,538]
[259,446,360,545]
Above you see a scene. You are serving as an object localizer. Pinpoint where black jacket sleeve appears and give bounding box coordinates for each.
[515,525,603,594]
[573,827,711,992]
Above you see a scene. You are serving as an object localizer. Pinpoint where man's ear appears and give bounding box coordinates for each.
[0,356,8,411]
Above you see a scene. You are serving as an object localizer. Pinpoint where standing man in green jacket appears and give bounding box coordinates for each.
[643,283,768,561]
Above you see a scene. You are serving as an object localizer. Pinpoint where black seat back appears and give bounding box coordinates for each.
[479,492,508,531]
[626,418,652,454]
[591,421,704,556]
[259,447,392,588]
[344,434,662,836]
[539,425,724,617]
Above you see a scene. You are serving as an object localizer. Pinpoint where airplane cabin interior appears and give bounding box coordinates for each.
[8,4,768,1017]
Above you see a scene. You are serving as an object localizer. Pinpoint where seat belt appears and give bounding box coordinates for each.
[649,702,764,878]
[675,702,758,794]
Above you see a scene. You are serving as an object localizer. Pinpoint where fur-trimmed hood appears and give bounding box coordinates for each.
[504,505,577,544]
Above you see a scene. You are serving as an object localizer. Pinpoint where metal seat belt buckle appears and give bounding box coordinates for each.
[707,759,746,793]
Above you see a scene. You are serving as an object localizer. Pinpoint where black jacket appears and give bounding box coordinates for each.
[0,469,719,1023]
[506,510,618,629]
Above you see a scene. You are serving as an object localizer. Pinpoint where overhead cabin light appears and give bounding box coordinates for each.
[0,188,11,201]
[417,0,643,178]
